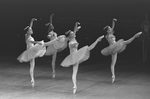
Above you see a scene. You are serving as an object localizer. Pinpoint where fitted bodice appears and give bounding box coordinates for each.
[69,39,79,53]
[106,34,116,45]
[26,36,35,49]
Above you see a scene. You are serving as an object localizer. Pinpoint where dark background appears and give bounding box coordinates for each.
[0,0,149,64]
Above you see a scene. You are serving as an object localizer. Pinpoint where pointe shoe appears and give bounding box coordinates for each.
[135,32,142,37]
[73,87,77,94]
[52,73,55,78]
[31,79,35,87]
[112,76,115,83]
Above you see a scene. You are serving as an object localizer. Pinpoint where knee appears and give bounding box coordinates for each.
[30,67,34,71]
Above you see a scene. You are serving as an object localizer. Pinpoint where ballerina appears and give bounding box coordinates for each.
[17,18,60,87]
[140,14,150,61]
[45,14,68,78]
[61,22,104,94]
[101,18,142,83]
[17,18,47,87]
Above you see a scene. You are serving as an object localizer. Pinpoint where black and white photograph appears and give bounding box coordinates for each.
[0,0,150,99]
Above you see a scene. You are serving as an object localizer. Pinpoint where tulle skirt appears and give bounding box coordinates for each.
[61,46,90,67]
[45,35,67,56]
[17,44,46,62]
[101,39,127,56]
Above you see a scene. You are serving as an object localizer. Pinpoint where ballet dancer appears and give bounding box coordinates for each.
[140,14,150,61]
[61,22,104,94]
[45,14,68,78]
[17,18,47,87]
[101,18,142,83]
[17,18,60,87]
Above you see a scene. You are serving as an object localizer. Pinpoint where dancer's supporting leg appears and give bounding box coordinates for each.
[111,53,117,83]
[88,35,104,51]
[72,62,79,94]
[52,51,57,78]
[30,58,35,87]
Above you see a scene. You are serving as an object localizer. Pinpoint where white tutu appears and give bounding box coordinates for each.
[17,42,46,62]
[61,46,90,67]
[45,35,67,55]
[101,39,126,56]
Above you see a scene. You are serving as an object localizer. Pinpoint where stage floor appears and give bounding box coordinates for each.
[0,57,149,99]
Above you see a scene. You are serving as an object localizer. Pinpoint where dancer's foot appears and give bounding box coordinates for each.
[112,76,115,83]
[31,79,35,87]
[98,35,104,42]
[135,32,142,38]
[73,86,77,94]
[52,73,55,78]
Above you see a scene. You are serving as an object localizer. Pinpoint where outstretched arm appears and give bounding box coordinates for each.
[29,41,40,44]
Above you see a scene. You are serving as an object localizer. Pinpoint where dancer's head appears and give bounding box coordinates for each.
[24,18,37,35]
[65,30,76,41]
[47,31,57,39]
[47,23,54,33]
[46,14,55,33]
[24,26,33,35]
[108,34,116,42]
[104,25,114,34]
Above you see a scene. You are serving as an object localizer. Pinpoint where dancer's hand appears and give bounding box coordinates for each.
[113,18,117,21]
[57,36,62,41]
[37,40,44,45]
[98,35,104,42]
[77,26,81,29]
[37,42,42,45]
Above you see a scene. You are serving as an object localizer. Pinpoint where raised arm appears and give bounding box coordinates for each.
[45,14,54,30]
[24,18,37,30]
[30,18,37,28]
[73,22,81,35]
[111,18,117,30]
[45,14,54,26]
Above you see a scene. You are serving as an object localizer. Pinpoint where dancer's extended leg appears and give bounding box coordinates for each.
[124,32,142,45]
[30,58,35,87]
[111,53,117,83]
[88,35,104,51]
[72,63,79,94]
[52,51,57,78]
